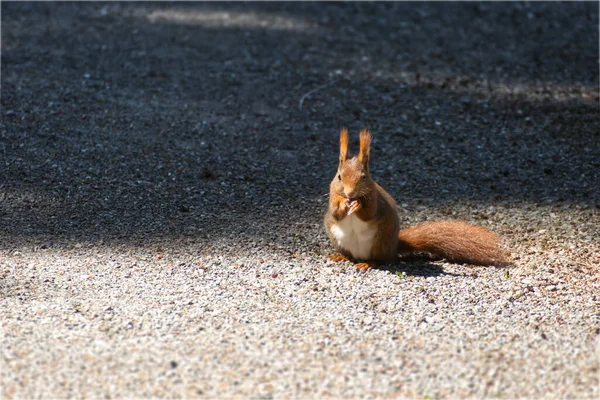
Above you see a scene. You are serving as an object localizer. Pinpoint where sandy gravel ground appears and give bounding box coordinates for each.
[1,2,599,398]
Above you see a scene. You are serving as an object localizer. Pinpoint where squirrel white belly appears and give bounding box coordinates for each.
[330,213,377,261]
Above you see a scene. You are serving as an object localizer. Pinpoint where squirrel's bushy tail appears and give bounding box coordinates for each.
[397,220,509,266]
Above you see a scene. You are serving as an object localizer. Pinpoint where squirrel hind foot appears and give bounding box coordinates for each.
[326,253,351,263]
[355,261,378,272]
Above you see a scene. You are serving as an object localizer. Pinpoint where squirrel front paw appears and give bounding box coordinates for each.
[347,199,361,215]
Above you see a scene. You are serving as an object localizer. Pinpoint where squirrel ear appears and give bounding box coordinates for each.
[358,128,371,166]
[339,127,349,166]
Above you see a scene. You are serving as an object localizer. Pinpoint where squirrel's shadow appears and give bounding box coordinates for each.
[377,258,466,278]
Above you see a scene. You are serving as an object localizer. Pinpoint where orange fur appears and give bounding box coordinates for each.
[358,128,371,165]
[339,127,349,167]
[397,220,509,266]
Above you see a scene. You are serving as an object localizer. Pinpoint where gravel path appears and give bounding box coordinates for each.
[1,2,599,398]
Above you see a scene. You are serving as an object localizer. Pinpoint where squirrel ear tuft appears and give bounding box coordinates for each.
[339,127,349,166]
[358,128,371,165]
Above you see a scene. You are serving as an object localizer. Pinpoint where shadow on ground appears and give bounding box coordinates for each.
[1,2,598,250]
[383,261,461,278]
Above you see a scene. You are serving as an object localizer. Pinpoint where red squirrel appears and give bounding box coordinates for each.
[324,127,509,271]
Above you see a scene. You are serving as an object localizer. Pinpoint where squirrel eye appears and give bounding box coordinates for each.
[337,174,341,181]
[361,175,366,181]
